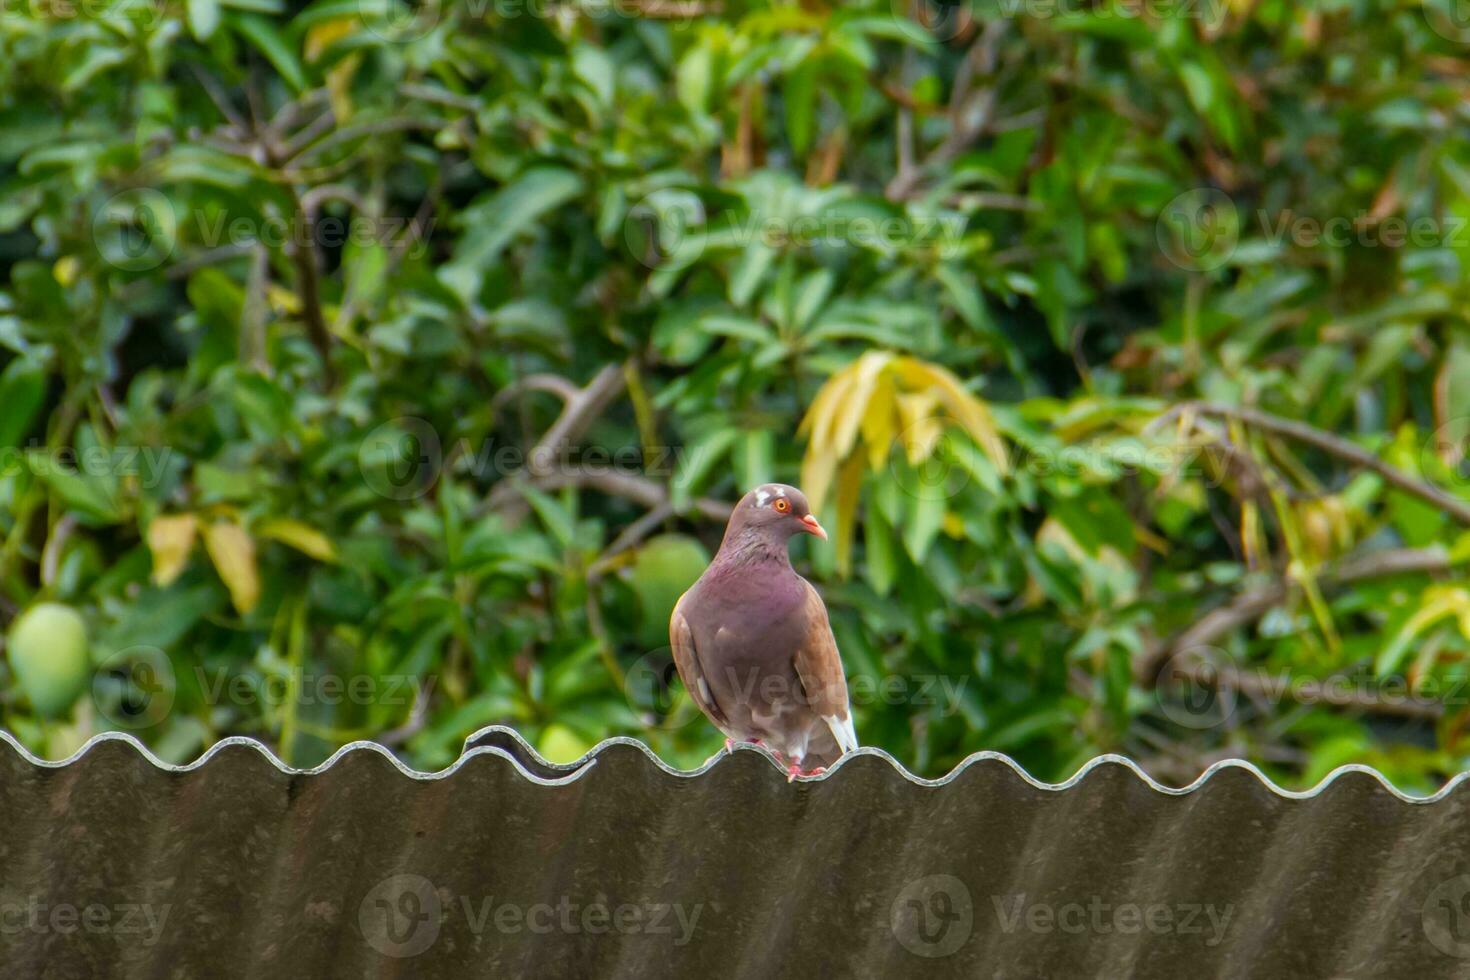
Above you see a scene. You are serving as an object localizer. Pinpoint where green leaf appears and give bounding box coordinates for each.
[0,357,46,449]
[439,168,585,302]
[864,503,897,597]
[231,14,308,93]
[189,0,222,40]
[671,428,740,510]
[61,48,129,94]
[785,58,817,155]
[729,241,776,308]
[27,451,124,525]
[516,484,577,549]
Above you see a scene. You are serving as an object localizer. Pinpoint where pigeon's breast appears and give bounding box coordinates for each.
[684,564,815,745]
[689,563,808,658]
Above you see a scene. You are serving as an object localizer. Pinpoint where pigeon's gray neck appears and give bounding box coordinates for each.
[716,527,792,568]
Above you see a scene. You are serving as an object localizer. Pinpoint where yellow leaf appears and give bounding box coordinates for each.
[860,376,897,471]
[801,444,841,516]
[304,18,356,61]
[305,20,361,121]
[798,365,853,449]
[800,351,1011,513]
[147,514,199,587]
[255,518,338,563]
[203,521,261,615]
[267,284,301,315]
[911,360,1010,475]
[895,391,942,463]
[830,351,891,459]
[833,452,865,578]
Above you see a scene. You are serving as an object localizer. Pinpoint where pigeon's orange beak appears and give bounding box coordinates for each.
[799,514,828,540]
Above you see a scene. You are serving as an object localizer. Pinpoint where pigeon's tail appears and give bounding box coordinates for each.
[823,712,859,755]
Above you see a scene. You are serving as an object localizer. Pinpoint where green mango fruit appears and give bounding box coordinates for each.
[538,724,591,764]
[631,534,710,647]
[7,602,90,717]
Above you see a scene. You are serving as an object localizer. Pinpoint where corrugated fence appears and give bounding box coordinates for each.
[1,725,1468,978]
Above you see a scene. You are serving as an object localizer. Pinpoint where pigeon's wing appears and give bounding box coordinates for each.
[670,590,730,729]
[793,579,859,754]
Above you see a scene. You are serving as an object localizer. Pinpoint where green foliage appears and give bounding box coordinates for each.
[2,0,1470,789]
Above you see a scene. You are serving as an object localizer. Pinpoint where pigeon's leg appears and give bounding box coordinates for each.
[784,751,827,781]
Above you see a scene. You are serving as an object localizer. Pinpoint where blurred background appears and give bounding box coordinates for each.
[2,0,1470,789]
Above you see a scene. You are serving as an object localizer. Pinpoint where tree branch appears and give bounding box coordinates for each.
[1139,545,1458,685]
[483,364,735,524]
[526,363,627,478]
[1169,660,1445,720]
[1154,401,1470,525]
[886,21,1007,201]
[489,374,584,414]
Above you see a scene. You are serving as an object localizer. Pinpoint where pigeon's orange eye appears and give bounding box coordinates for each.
[773,498,790,513]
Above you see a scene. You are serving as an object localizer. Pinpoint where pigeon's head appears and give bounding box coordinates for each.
[727,483,827,542]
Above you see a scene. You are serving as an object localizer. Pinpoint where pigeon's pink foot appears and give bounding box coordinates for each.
[786,763,827,781]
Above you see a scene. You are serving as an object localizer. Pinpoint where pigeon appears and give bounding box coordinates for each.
[669,483,859,780]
